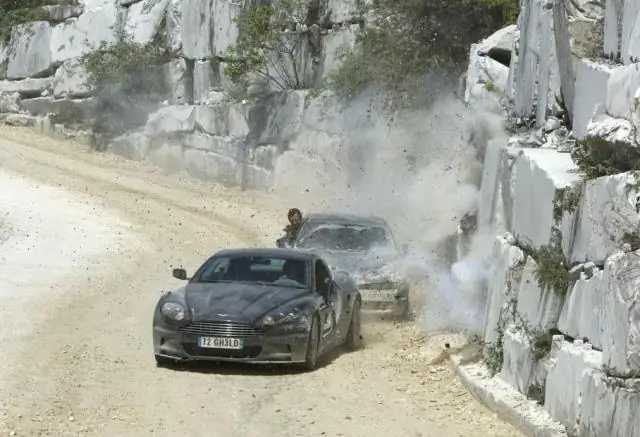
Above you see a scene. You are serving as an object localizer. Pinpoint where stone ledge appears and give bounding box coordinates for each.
[449,355,567,437]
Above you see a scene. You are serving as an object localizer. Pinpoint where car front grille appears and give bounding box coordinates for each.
[179,321,262,338]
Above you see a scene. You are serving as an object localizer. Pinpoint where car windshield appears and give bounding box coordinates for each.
[191,255,310,289]
[296,223,391,251]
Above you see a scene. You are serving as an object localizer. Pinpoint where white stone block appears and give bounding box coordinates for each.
[558,268,605,348]
[516,257,565,329]
[163,58,187,104]
[50,0,119,65]
[568,172,639,264]
[124,0,171,45]
[183,132,239,158]
[464,44,509,107]
[510,148,581,247]
[579,369,640,437]
[572,60,614,140]
[145,105,196,136]
[477,140,505,229]
[52,59,90,99]
[498,327,550,395]
[606,63,640,120]
[183,147,240,185]
[0,78,53,97]
[42,4,85,21]
[193,60,220,103]
[165,0,182,52]
[181,0,242,59]
[322,0,364,23]
[194,103,249,138]
[477,25,517,60]
[621,0,640,64]
[601,250,640,375]
[544,340,603,434]
[108,131,150,161]
[6,22,53,80]
[604,0,624,58]
[553,0,576,118]
[146,142,184,173]
[482,236,525,344]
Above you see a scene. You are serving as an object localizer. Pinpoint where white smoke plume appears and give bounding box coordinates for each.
[272,84,506,336]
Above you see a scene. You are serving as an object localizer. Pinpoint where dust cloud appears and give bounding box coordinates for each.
[272,80,507,336]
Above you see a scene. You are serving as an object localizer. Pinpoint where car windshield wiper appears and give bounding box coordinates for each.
[194,279,233,284]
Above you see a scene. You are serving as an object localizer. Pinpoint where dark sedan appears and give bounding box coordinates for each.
[153,248,363,371]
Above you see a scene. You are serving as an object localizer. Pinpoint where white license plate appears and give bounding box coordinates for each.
[360,289,397,302]
[198,337,243,349]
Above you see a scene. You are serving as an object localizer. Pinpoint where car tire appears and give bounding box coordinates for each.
[346,299,363,351]
[302,314,321,371]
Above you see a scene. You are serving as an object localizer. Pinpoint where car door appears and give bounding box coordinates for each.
[314,260,335,340]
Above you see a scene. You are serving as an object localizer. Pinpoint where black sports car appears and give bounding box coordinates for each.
[153,248,363,370]
[277,213,412,318]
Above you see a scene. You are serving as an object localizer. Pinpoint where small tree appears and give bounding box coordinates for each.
[222,0,322,97]
[80,32,178,148]
[327,0,518,113]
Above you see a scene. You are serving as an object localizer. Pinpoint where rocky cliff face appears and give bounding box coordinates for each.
[463,0,640,434]
[2,0,640,434]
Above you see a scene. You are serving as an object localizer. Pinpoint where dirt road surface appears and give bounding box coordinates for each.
[0,126,522,437]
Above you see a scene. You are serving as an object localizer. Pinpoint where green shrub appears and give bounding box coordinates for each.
[50,102,85,128]
[327,0,518,112]
[0,0,76,41]
[79,32,177,146]
[221,0,321,99]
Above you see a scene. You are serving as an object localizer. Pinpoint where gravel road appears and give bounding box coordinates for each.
[0,125,522,437]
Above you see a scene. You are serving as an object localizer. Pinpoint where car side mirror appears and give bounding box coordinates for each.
[172,268,188,280]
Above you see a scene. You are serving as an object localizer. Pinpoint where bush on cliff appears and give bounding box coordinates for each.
[80,32,177,148]
[0,0,76,41]
[221,0,322,99]
[328,0,518,113]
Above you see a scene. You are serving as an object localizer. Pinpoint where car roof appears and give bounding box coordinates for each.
[213,247,316,261]
[304,212,389,227]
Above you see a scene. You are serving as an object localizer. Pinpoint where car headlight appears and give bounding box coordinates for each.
[161,302,185,321]
[261,312,309,328]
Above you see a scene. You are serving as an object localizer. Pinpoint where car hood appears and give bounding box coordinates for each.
[310,249,403,284]
[183,282,309,323]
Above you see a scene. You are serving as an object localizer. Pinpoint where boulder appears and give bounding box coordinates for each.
[558,267,605,349]
[0,78,53,98]
[621,0,640,64]
[601,250,640,375]
[194,60,221,103]
[566,171,639,265]
[513,0,561,124]
[510,148,581,248]
[124,0,171,45]
[572,59,614,139]
[605,63,640,122]
[145,104,196,136]
[515,256,566,329]
[578,368,640,437]
[194,103,249,137]
[50,0,119,65]
[19,97,96,118]
[320,25,359,81]
[498,327,550,396]
[181,0,242,59]
[604,0,624,59]
[464,45,509,107]
[544,339,604,435]
[6,22,54,80]
[164,59,187,104]
[165,0,182,52]
[42,4,85,21]
[52,59,91,98]
[476,24,517,66]
[482,235,525,345]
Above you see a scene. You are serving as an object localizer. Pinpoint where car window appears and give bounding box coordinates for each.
[192,255,309,289]
[297,224,392,251]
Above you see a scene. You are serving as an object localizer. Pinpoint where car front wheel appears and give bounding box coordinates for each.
[346,299,363,350]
